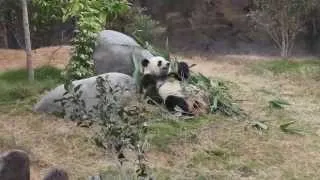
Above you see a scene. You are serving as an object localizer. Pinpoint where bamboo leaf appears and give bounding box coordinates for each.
[251,121,268,130]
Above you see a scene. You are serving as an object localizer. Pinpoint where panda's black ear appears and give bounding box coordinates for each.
[178,61,191,80]
[141,59,150,67]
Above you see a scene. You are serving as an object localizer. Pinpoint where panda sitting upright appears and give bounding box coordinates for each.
[139,56,170,104]
[139,56,194,115]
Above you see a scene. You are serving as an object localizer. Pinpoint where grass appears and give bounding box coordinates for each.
[149,115,220,151]
[268,98,290,109]
[250,59,320,79]
[0,66,63,105]
[190,148,232,166]
[1,57,320,179]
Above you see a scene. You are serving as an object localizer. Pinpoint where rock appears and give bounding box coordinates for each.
[93,30,154,75]
[0,150,30,180]
[43,168,68,180]
[33,72,137,119]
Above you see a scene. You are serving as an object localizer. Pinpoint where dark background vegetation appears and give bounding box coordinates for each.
[1,0,320,56]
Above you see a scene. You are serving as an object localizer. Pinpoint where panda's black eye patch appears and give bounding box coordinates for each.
[142,59,150,67]
[157,61,162,67]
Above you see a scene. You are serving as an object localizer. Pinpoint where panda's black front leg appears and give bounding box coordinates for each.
[138,84,143,94]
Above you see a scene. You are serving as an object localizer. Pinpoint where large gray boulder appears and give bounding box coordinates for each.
[33,72,137,119]
[93,30,154,75]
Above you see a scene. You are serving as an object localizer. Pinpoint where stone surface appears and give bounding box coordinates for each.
[43,168,69,180]
[0,150,30,180]
[33,72,137,119]
[93,30,154,75]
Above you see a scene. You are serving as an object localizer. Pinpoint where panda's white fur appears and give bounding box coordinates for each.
[157,73,191,115]
[158,74,184,101]
[139,56,202,116]
[140,56,170,77]
[139,56,170,104]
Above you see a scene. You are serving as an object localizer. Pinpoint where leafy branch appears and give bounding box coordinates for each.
[61,0,129,82]
[57,74,153,179]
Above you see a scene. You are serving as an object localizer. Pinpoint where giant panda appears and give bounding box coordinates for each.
[138,56,193,99]
[139,57,196,115]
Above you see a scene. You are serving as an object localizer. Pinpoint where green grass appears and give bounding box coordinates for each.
[149,115,221,151]
[251,59,320,79]
[0,66,63,105]
[264,59,320,74]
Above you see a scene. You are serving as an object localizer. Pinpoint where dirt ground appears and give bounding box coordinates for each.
[0,46,71,71]
[0,46,320,179]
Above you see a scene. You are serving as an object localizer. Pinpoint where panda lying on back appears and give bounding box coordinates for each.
[139,56,194,115]
[158,72,192,115]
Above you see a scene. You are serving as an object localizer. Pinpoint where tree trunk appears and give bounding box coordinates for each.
[1,23,8,48]
[280,31,289,57]
[21,0,34,81]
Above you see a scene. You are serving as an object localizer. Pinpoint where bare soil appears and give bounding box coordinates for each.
[0,46,71,71]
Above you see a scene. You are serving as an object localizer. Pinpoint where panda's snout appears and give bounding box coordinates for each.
[163,63,170,71]
[162,62,170,70]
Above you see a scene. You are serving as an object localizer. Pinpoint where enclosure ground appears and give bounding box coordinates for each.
[0,46,320,179]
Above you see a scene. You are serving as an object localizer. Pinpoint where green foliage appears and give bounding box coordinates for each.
[269,99,290,109]
[31,0,66,34]
[144,42,170,61]
[149,116,215,150]
[57,74,153,179]
[262,59,320,74]
[0,66,63,105]
[55,83,92,120]
[280,121,304,135]
[1,0,69,47]
[264,60,309,74]
[188,73,243,117]
[62,0,129,81]
[251,59,320,79]
[127,9,164,46]
[191,148,231,166]
[0,66,61,83]
[106,6,166,46]
[0,1,20,22]
[105,6,169,60]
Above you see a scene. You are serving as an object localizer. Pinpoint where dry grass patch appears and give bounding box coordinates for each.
[1,47,320,179]
[139,55,320,179]
[0,111,111,179]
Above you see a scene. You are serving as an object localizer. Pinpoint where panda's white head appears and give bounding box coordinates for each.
[141,56,170,77]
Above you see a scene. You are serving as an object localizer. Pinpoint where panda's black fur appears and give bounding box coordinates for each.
[139,57,170,105]
[177,61,190,80]
[140,74,163,105]
[159,72,192,115]
[139,57,195,115]
[139,56,194,115]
